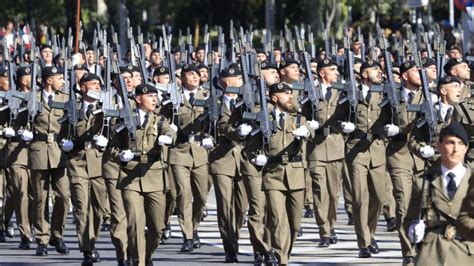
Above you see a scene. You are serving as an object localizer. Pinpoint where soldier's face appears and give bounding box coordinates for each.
[0,77,9,91]
[272,90,293,112]
[122,72,134,92]
[19,75,32,92]
[41,48,53,63]
[448,49,461,59]
[182,71,200,89]
[273,50,281,61]
[256,53,267,62]
[132,71,142,87]
[440,82,462,105]
[154,74,170,85]
[49,74,64,91]
[319,66,339,84]
[136,93,157,112]
[425,65,437,81]
[262,69,280,86]
[451,63,471,81]
[86,50,95,64]
[437,135,467,168]
[81,80,101,95]
[199,68,209,82]
[151,53,161,65]
[403,68,421,87]
[351,42,361,54]
[310,62,318,75]
[363,66,382,85]
[222,76,243,88]
[196,50,205,62]
[280,64,300,82]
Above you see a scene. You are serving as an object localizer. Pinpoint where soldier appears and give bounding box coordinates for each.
[197,64,209,85]
[29,66,70,256]
[67,73,108,264]
[195,46,205,64]
[256,48,268,62]
[166,64,212,252]
[301,58,347,247]
[2,66,34,248]
[111,83,176,265]
[408,122,474,265]
[386,60,424,265]
[344,60,399,258]
[457,168,474,241]
[422,58,438,89]
[147,49,162,77]
[444,58,472,101]
[209,65,248,263]
[39,45,54,67]
[260,61,280,86]
[249,82,310,264]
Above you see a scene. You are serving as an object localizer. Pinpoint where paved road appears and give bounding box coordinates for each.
[0,187,402,265]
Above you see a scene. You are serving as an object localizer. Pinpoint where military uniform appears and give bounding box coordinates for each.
[111,97,176,265]
[166,87,210,245]
[209,98,248,259]
[457,171,474,241]
[67,98,108,256]
[417,163,474,265]
[29,89,70,248]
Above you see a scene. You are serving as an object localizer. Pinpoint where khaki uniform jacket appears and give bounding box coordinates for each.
[246,111,309,191]
[454,97,474,167]
[386,88,423,170]
[301,87,346,162]
[28,90,68,170]
[209,103,241,176]
[418,164,474,263]
[167,88,209,167]
[0,107,10,167]
[457,173,474,241]
[67,101,104,178]
[345,88,390,167]
[111,112,176,193]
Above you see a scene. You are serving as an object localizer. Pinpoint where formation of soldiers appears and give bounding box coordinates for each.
[0,19,473,266]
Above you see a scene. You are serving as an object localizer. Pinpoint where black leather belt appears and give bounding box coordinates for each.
[352,130,380,141]
[33,133,59,142]
[176,133,203,144]
[390,133,408,142]
[131,154,160,164]
[269,154,303,164]
[315,127,333,137]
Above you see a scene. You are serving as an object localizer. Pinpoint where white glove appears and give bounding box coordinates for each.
[170,124,178,132]
[408,220,426,244]
[293,126,310,138]
[251,154,268,166]
[93,135,109,149]
[158,135,173,145]
[420,146,435,159]
[61,139,74,152]
[119,149,134,162]
[20,129,34,142]
[341,122,355,134]
[385,124,400,137]
[238,123,252,137]
[201,137,214,150]
[308,120,320,130]
[2,127,16,138]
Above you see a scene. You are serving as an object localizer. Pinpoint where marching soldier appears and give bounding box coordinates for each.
[111,83,176,265]
[408,123,474,265]
[301,58,347,247]
[2,66,34,248]
[67,73,108,264]
[279,59,301,113]
[343,60,398,258]
[29,66,71,256]
[457,167,474,241]
[166,64,212,252]
[261,61,280,86]
[444,58,472,101]
[209,65,248,263]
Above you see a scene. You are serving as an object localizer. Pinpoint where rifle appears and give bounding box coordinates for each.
[376,24,401,125]
[295,26,321,120]
[104,57,138,148]
[24,39,41,130]
[357,27,366,62]
[337,28,360,123]
[323,27,330,58]
[433,25,446,80]
[229,22,237,63]
[241,63,276,153]
[95,44,116,139]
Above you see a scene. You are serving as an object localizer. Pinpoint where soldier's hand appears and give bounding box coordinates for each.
[238,123,252,137]
[308,120,320,130]
[201,137,214,150]
[119,149,134,162]
[93,135,109,150]
[385,124,400,137]
[158,135,173,145]
[170,124,178,132]
[20,129,34,142]
[293,126,310,139]
[408,220,426,244]
[420,146,435,158]
[251,154,268,166]
[61,139,74,152]
[2,127,16,138]
[341,122,355,133]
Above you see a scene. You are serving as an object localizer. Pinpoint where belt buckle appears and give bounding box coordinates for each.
[281,154,289,164]
[84,141,92,150]
[444,225,457,241]
[47,133,55,144]
[140,154,148,164]
[188,134,195,143]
